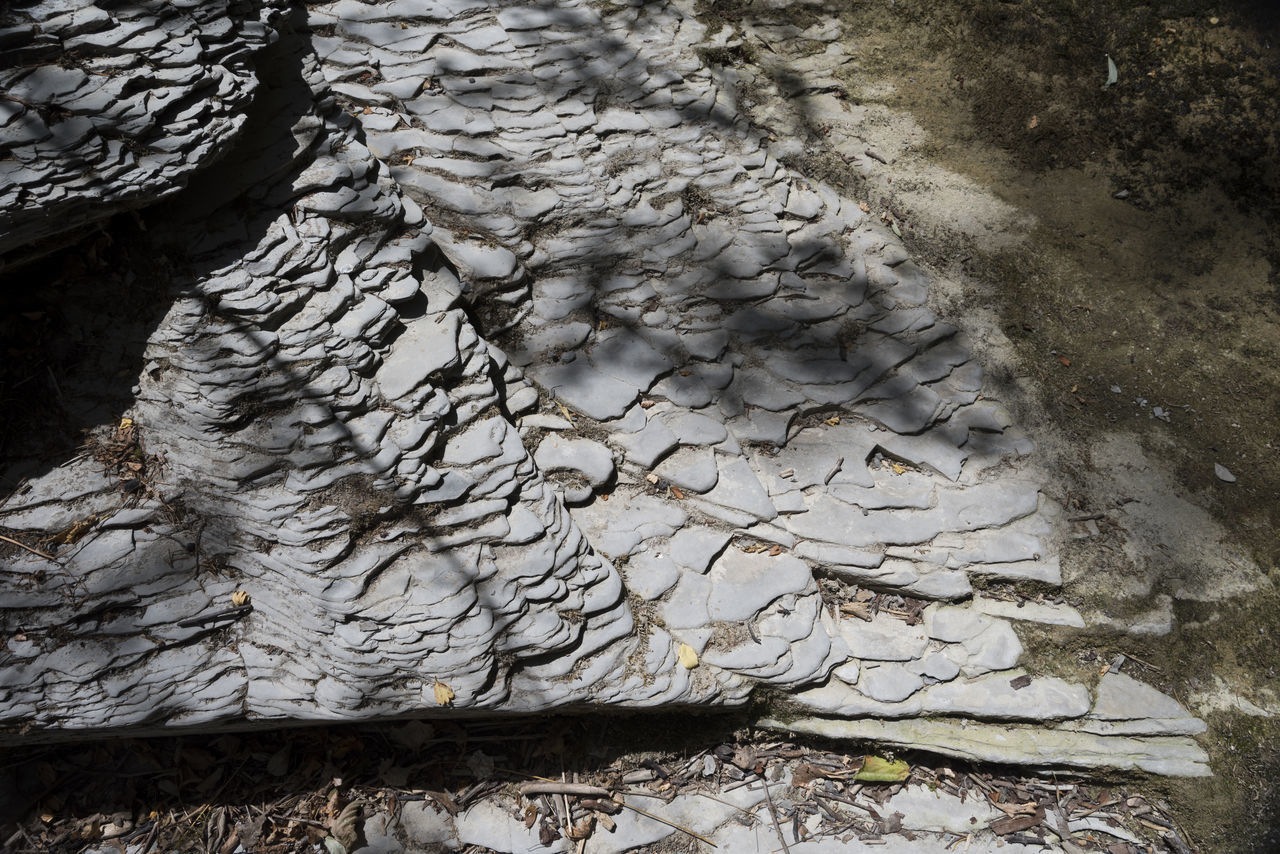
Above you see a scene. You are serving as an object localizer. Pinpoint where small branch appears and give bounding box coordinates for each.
[0,534,56,561]
[613,800,716,848]
[759,771,792,854]
[864,148,888,164]
[519,782,612,798]
[823,456,844,485]
[176,605,253,628]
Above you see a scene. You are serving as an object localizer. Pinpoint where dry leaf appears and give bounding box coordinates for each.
[823,416,840,426]
[854,756,910,782]
[840,601,873,621]
[729,745,757,771]
[53,517,94,545]
[1027,115,1039,129]
[524,806,538,828]
[555,401,575,424]
[330,801,362,852]
[538,822,559,846]
[566,817,595,840]
[670,486,685,500]
[768,545,782,556]
[990,807,1045,835]
[890,462,906,475]
[1058,356,1072,367]
[677,643,699,669]
[639,399,655,409]
[790,763,830,787]
[858,201,870,212]
[645,473,660,485]
[433,680,455,706]
[231,590,250,607]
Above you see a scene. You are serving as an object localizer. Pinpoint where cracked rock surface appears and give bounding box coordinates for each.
[0,0,1207,777]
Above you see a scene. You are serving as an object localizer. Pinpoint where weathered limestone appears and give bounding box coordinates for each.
[0,0,1207,778]
[0,0,291,261]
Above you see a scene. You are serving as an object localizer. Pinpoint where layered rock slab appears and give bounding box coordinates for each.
[0,0,291,261]
[0,0,1207,776]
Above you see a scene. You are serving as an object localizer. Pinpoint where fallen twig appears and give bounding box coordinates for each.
[759,771,792,854]
[613,799,716,847]
[0,533,56,561]
[519,783,611,798]
[176,605,253,628]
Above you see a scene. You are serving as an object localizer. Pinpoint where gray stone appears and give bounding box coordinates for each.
[668,526,732,573]
[622,549,681,601]
[611,417,679,468]
[534,435,615,488]
[454,800,565,854]
[531,361,639,421]
[923,605,989,643]
[767,716,1211,776]
[859,662,925,703]
[650,371,713,408]
[653,446,719,493]
[883,784,1002,834]
[659,410,730,446]
[396,801,455,849]
[922,672,1091,720]
[705,549,813,622]
[959,621,1023,677]
[696,456,777,522]
[1090,671,1203,727]
[972,596,1086,628]
[837,617,929,662]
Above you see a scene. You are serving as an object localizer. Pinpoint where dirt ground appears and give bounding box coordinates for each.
[720,0,1280,849]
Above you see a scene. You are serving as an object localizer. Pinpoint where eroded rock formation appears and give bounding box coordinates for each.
[0,0,1208,775]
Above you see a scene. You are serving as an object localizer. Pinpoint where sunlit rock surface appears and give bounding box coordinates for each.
[0,0,1207,775]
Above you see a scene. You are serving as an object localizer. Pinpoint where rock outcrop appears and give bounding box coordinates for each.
[0,0,1207,775]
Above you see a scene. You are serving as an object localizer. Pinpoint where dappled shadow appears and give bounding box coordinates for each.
[2,0,1044,740]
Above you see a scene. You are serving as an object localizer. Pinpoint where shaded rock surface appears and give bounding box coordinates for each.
[0,0,1205,777]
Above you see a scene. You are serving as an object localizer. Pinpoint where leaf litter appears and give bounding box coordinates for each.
[0,718,1198,854]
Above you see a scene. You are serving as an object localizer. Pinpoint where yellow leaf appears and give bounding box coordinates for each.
[433,680,455,706]
[677,643,699,669]
[823,416,840,426]
[890,462,906,475]
[119,417,134,430]
[231,590,250,607]
[854,756,910,782]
